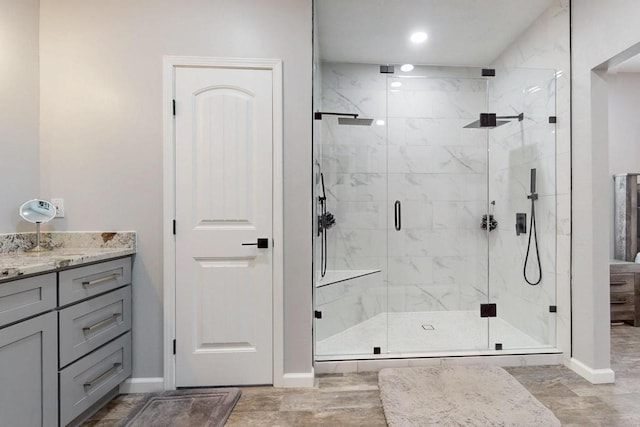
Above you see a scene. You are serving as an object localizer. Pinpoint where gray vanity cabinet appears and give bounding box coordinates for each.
[58,257,133,426]
[0,256,133,427]
[0,274,58,427]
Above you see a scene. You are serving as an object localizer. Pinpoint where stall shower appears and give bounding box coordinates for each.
[313,63,557,361]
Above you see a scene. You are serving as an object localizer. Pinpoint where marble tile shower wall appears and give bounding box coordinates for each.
[487,68,557,346]
[320,62,490,316]
[489,0,570,354]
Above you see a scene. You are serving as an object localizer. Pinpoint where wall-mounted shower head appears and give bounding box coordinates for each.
[314,111,373,126]
[463,112,524,129]
[338,117,374,126]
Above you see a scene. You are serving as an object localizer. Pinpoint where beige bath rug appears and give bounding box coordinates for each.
[378,365,560,427]
[119,388,241,427]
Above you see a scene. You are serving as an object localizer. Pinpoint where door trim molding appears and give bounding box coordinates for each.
[162,56,284,389]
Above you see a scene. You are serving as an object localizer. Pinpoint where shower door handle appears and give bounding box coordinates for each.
[394,201,401,231]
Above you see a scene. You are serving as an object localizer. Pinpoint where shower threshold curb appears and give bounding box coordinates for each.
[315,351,563,374]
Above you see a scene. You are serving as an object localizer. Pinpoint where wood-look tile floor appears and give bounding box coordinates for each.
[85,324,640,426]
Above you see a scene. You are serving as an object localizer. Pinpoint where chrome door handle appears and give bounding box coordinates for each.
[394,201,401,231]
[242,238,269,249]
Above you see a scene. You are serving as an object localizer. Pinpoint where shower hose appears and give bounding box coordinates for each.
[523,198,542,285]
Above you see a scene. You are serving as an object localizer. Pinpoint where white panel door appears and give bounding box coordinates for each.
[175,65,273,386]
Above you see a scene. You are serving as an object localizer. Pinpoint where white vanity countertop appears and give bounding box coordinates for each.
[0,231,136,282]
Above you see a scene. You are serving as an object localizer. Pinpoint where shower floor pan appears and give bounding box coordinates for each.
[316,310,557,361]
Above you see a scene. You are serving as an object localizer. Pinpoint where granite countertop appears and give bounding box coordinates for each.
[0,231,136,282]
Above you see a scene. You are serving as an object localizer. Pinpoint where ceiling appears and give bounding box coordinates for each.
[315,0,554,66]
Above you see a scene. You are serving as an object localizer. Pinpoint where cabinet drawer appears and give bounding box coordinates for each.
[59,331,131,426]
[610,292,634,306]
[59,258,131,306]
[0,273,56,328]
[611,308,635,322]
[59,286,131,367]
[610,273,634,293]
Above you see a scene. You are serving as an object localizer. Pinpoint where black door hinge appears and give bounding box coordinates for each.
[172,99,176,116]
[549,116,557,123]
[480,303,497,318]
[373,346,381,354]
[314,310,322,319]
[173,339,176,355]
[549,305,557,313]
[482,68,496,77]
[495,343,503,350]
[173,220,176,235]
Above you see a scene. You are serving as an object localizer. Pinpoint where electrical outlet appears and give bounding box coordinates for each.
[51,198,65,218]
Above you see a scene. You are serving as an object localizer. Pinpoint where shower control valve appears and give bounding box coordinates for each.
[515,213,527,236]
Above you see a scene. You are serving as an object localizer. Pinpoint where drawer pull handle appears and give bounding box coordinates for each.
[611,300,629,304]
[82,273,119,287]
[83,313,121,333]
[611,281,628,286]
[84,363,122,389]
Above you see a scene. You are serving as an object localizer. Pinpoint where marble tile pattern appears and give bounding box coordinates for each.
[317,61,563,351]
[487,67,558,346]
[0,231,136,281]
[319,62,490,319]
[86,325,640,426]
[315,271,385,343]
[490,0,571,356]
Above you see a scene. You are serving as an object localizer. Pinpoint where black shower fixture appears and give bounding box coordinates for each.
[314,111,374,126]
[523,168,542,286]
[463,112,524,129]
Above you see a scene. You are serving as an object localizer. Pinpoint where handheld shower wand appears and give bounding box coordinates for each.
[524,168,542,285]
[317,169,335,278]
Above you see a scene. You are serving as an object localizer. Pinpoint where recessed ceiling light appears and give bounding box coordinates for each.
[400,64,414,72]
[391,81,402,88]
[410,32,428,43]
[376,119,385,126]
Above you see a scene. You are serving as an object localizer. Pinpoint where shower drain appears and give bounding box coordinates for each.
[421,324,435,330]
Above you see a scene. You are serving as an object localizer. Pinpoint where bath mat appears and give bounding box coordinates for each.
[119,388,241,427]
[378,366,560,427]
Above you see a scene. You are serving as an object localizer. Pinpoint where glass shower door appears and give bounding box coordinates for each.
[487,67,557,351]
[385,69,492,354]
[314,63,389,359]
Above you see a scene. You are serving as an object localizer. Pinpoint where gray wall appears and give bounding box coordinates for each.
[39,0,313,378]
[569,0,640,373]
[0,0,40,232]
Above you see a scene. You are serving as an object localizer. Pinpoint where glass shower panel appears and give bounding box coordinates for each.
[487,68,557,351]
[314,63,388,359]
[386,69,491,354]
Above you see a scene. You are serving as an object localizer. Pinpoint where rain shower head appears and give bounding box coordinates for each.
[338,117,374,126]
[314,111,373,126]
[463,112,524,129]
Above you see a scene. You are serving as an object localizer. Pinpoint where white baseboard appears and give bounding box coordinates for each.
[119,377,165,394]
[569,358,615,384]
[281,370,315,388]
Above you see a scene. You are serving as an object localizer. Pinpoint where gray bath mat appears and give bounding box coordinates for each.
[119,388,241,427]
[378,365,560,427]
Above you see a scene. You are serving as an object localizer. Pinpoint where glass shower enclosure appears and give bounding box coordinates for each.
[313,63,557,360]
